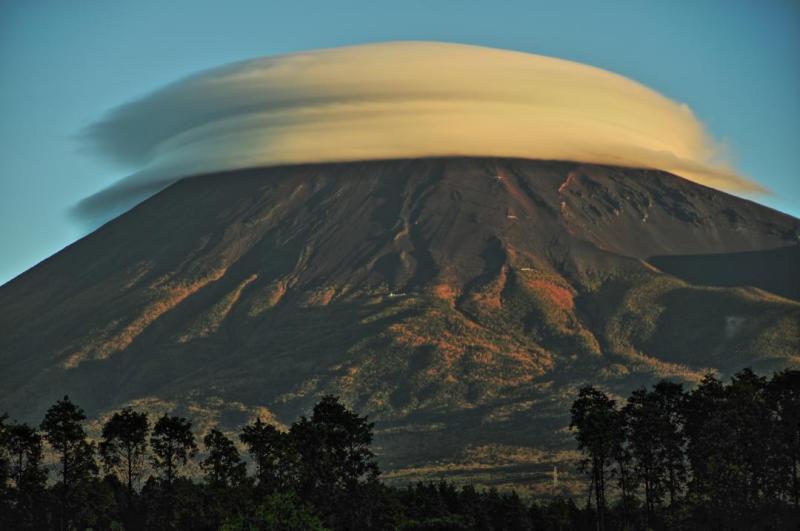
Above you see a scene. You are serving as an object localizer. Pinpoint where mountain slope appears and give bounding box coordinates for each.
[1,157,798,491]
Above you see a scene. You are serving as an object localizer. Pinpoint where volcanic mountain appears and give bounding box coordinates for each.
[1,158,798,491]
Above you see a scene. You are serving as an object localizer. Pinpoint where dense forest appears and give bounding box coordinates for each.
[0,368,798,530]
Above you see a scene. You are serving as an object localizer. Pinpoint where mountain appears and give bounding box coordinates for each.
[1,157,798,492]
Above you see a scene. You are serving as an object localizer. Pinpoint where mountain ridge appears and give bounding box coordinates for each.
[1,157,798,491]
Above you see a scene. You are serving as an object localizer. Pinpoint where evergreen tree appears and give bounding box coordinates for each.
[622,383,686,525]
[0,364,797,529]
[290,395,380,529]
[727,370,775,507]
[240,418,296,492]
[487,489,532,531]
[40,395,98,531]
[683,370,774,527]
[150,413,197,487]
[202,428,246,488]
[766,369,800,507]
[202,428,248,528]
[570,386,619,531]
[683,373,726,513]
[0,415,12,527]
[5,421,48,528]
[612,404,637,529]
[5,422,45,490]
[99,406,149,500]
[222,491,327,531]
[531,496,583,531]
[624,388,657,524]
[650,381,687,507]
[145,415,199,529]
[140,475,207,530]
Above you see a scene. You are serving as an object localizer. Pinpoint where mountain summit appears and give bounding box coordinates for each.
[1,158,797,489]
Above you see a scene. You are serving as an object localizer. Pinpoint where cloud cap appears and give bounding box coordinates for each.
[80,41,762,216]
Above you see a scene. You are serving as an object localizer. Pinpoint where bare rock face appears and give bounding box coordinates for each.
[1,157,798,491]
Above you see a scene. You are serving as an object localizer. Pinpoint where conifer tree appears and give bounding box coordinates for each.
[100,407,149,500]
[40,395,98,531]
[150,413,197,487]
[766,369,800,507]
[290,395,380,528]
[570,386,619,531]
[240,418,296,492]
[202,428,246,488]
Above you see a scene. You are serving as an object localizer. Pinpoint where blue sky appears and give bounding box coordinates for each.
[1,0,798,284]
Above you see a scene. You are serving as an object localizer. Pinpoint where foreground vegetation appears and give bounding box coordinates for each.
[570,368,799,530]
[0,368,798,530]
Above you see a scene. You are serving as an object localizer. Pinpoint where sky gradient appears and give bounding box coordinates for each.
[1,0,798,285]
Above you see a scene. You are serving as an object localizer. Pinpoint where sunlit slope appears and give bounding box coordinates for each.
[1,158,797,490]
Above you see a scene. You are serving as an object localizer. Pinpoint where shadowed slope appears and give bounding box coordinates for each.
[649,245,800,300]
[1,158,797,491]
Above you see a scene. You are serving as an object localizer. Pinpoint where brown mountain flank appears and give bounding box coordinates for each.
[1,157,798,492]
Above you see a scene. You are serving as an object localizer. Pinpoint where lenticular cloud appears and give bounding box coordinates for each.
[78,41,761,216]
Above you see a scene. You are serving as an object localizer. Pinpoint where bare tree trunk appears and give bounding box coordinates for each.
[619,461,629,529]
[594,457,605,531]
[793,454,798,508]
[61,435,69,531]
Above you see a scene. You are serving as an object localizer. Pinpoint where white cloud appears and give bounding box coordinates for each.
[78,41,761,216]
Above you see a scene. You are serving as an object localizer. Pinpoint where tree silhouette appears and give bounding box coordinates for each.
[240,418,296,493]
[290,395,380,528]
[1,418,49,529]
[683,370,777,528]
[221,491,326,531]
[100,406,149,501]
[613,401,637,528]
[150,413,197,487]
[40,395,98,531]
[202,428,246,488]
[622,383,686,526]
[623,387,660,523]
[767,368,800,508]
[0,414,9,517]
[650,381,687,508]
[0,369,797,529]
[5,422,45,489]
[7,421,47,522]
[570,386,619,531]
[202,428,248,528]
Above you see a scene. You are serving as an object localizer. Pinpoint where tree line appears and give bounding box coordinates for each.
[0,394,560,530]
[570,368,800,530]
[0,367,798,530]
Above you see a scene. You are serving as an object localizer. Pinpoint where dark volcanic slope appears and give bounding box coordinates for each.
[650,245,800,300]
[1,158,798,492]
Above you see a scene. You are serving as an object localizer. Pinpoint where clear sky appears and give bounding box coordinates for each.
[1,0,798,285]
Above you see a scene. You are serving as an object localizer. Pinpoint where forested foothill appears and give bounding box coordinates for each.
[1,368,798,530]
